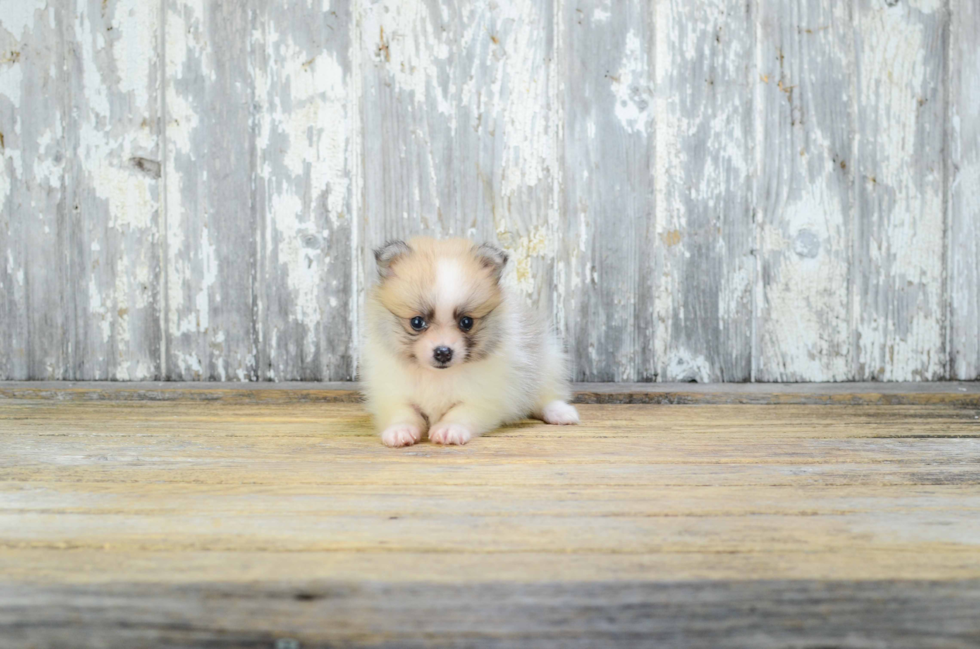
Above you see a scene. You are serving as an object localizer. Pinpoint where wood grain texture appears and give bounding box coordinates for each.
[457,0,558,314]
[64,0,163,380]
[164,0,258,381]
[4,581,980,649]
[0,1,71,379]
[853,0,948,381]
[253,1,355,381]
[948,0,979,380]
[755,0,853,381]
[2,399,980,645]
[1,1,977,383]
[358,0,459,241]
[358,0,559,310]
[653,0,755,382]
[559,0,651,381]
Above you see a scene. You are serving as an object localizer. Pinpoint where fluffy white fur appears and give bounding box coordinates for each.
[362,238,578,447]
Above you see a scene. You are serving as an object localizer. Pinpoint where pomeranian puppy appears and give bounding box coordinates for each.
[362,237,579,447]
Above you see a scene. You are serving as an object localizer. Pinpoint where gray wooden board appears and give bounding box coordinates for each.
[652,0,755,383]
[0,2,71,380]
[0,1,977,383]
[852,0,948,381]
[358,0,460,241]
[559,0,651,382]
[253,2,355,381]
[948,0,979,381]
[755,0,853,381]
[164,0,258,381]
[456,0,558,317]
[64,0,164,381]
[2,580,979,648]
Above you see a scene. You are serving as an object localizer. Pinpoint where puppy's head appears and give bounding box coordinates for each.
[372,237,508,370]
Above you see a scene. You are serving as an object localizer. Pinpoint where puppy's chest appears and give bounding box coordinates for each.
[409,377,463,424]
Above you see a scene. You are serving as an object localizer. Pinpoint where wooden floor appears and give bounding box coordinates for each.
[2,387,980,647]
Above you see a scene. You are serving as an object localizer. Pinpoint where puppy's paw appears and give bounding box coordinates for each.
[381,424,422,448]
[541,400,580,425]
[429,422,473,445]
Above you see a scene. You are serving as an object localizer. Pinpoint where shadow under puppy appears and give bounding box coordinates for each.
[362,237,579,447]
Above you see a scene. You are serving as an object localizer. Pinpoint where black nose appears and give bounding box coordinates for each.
[433,346,453,364]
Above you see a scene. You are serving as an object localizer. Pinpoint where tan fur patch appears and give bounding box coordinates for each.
[374,237,503,319]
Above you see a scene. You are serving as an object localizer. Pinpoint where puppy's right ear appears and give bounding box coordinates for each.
[374,240,411,279]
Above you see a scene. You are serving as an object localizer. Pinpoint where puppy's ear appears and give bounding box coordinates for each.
[475,243,509,282]
[374,240,411,278]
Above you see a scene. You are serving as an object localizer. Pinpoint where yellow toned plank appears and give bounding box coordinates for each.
[2,401,979,438]
[3,509,979,555]
[3,397,980,646]
[5,484,978,517]
[3,549,980,585]
[1,400,979,587]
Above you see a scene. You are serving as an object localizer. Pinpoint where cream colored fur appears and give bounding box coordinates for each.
[362,237,578,447]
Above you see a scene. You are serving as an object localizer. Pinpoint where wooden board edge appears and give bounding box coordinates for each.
[0,382,978,405]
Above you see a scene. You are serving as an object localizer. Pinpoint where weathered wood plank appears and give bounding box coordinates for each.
[948,0,979,380]
[558,0,651,381]
[456,0,558,313]
[853,0,948,380]
[253,1,354,380]
[357,0,562,340]
[358,1,560,315]
[3,580,980,649]
[8,501,979,554]
[4,547,980,584]
[358,0,459,243]
[63,0,163,380]
[755,0,853,381]
[1,1,977,383]
[0,2,70,379]
[653,0,755,382]
[163,0,257,380]
[2,399,980,646]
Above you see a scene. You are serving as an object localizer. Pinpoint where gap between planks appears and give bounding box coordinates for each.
[0,381,978,405]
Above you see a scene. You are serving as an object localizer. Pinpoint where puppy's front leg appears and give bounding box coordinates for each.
[378,404,427,448]
[429,404,498,446]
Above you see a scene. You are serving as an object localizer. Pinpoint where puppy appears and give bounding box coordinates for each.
[362,237,579,447]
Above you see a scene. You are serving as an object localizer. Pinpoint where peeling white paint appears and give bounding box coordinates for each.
[2,0,977,383]
[111,1,157,112]
[31,127,62,190]
[0,0,48,41]
[760,189,850,380]
[0,154,10,210]
[253,13,352,369]
[855,1,945,380]
[663,349,712,384]
[612,30,651,134]
[592,1,612,23]
[0,49,24,107]
[500,224,549,297]
[362,0,454,118]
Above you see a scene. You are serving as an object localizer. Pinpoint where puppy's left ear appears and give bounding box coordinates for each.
[475,243,509,282]
[374,240,411,279]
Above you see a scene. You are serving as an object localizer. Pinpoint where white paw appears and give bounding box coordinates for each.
[429,422,473,445]
[541,400,580,425]
[381,424,422,448]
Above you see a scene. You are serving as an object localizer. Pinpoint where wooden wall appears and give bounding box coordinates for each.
[0,0,976,382]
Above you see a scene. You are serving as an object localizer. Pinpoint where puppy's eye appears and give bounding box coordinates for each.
[410,316,426,331]
[458,316,474,332]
